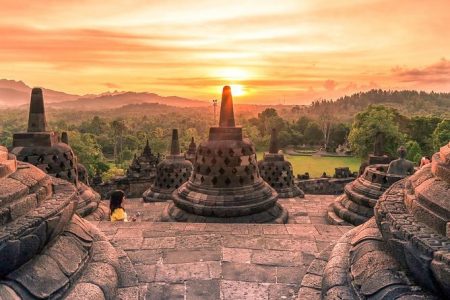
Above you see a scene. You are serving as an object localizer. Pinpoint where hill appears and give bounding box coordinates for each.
[0,79,81,107]
[50,92,209,110]
[0,79,208,109]
[304,89,450,121]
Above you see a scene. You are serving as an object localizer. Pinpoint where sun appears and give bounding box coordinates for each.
[229,84,245,96]
[212,68,248,97]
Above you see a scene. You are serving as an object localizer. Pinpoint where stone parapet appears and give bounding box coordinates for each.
[306,143,450,298]
[327,164,405,226]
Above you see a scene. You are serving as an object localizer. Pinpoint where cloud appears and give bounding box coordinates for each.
[323,80,337,91]
[392,58,450,84]
[103,82,120,88]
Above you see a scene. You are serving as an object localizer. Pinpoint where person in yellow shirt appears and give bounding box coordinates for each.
[110,190,129,222]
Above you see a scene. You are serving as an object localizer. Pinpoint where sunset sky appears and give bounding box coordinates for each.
[1,0,449,104]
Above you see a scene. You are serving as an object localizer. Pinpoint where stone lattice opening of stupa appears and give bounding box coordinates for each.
[9,88,106,220]
[143,129,193,202]
[258,128,305,199]
[162,86,288,223]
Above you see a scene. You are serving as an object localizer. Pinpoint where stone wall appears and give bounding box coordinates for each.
[296,177,355,195]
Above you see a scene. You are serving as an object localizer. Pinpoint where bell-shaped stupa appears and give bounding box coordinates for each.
[185,136,197,163]
[299,142,450,298]
[143,129,193,202]
[0,146,122,298]
[10,88,104,219]
[258,128,304,198]
[327,146,414,226]
[163,86,288,223]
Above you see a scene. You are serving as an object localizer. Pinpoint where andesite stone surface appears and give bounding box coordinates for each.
[258,129,304,198]
[368,132,392,165]
[0,146,134,299]
[300,142,450,299]
[126,139,160,180]
[91,195,352,300]
[164,86,288,223]
[185,136,197,163]
[93,139,160,199]
[327,163,405,226]
[328,147,415,226]
[143,129,193,202]
[9,88,104,219]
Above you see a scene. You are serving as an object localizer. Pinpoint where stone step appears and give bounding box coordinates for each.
[326,204,350,226]
[344,183,378,208]
[331,197,367,226]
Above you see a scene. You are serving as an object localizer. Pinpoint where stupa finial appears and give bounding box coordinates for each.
[219,86,235,127]
[61,132,69,144]
[27,88,47,132]
[170,129,180,155]
[269,128,278,154]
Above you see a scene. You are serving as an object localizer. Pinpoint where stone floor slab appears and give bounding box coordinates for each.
[94,194,350,299]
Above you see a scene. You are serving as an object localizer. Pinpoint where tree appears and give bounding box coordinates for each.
[304,122,324,145]
[407,116,441,155]
[68,131,108,176]
[328,123,350,151]
[432,119,450,150]
[405,140,422,164]
[293,116,312,134]
[348,105,405,158]
[111,119,127,163]
[278,130,293,148]
[255,108,286,136]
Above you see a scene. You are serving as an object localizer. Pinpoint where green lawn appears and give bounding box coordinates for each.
[257,152,361,178]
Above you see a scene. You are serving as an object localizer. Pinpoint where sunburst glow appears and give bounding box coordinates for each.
[0,1,448,104]
[230,84,245,96]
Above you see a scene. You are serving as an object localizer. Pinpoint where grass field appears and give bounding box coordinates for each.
[257,152,361,178]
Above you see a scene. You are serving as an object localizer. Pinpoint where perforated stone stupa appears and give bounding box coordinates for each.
[258,128,304,198]
[126,139,159,179]
[9,88,103,219]
[185,136,197,163]
[299,142,450,299]
[143,129,193,202]
[93,139,159,198]
[0,146,127,299]
[327,147,414,226]
[163,86,288,223]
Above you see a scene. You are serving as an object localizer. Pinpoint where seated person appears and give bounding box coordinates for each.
[420,156,431,168]
[387,146,415,176]
[110,190,136,222]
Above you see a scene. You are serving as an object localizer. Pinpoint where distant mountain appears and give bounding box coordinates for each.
[0,79,81,107]
[0,79,208,109]
[50,92,209,110]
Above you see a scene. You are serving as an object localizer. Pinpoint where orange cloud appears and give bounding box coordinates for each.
[0,0,448,104]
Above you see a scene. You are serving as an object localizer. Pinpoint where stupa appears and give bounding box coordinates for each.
[126,139,159,179]
[185,136,197,163]
[327,146,414,226]
[0,146,127,298]
[258,128,304,198]
[163,86,288,223]
[143,129,193,202]
[93,139,159,198]
[9,88,104,219]
[299,142,450,298]
[369,132,392,164]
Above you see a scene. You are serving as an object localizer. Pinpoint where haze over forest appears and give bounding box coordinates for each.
[0,79,448,121]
